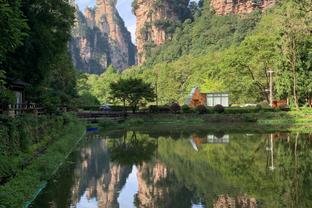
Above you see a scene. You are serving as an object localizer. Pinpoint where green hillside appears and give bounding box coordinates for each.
[79,0,311,107]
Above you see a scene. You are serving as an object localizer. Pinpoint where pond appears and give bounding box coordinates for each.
[32,127,312,208]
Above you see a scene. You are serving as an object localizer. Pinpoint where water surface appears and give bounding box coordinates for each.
[32,127,312,208]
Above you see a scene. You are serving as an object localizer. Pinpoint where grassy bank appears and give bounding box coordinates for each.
[97,109,312,133]
[0,114,85,208]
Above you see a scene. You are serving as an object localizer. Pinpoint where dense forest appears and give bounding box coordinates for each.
[80,0,311,109]
[0,0,78,110]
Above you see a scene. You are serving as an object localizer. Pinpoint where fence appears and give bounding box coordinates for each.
[0,104,45,117]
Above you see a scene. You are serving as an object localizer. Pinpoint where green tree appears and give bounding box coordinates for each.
[0,70,15,108]
[0,0,28,62]
[2,0,75,100]
[110,78,156,113]
[95,65,118,104]
[280,1,311,110]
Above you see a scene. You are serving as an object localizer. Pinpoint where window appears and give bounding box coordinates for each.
[206,93,229,107]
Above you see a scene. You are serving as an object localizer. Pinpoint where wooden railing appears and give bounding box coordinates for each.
[0,104,45,116]
[77,111,125,121]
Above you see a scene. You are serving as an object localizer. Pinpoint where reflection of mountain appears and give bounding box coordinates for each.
[136,162,193,208]
[70,139,132,208]
[136,162,168,208]
[33,131,312,208]
[214,195,257,208]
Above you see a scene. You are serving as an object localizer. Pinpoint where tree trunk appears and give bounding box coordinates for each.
[132,105,137,114]
[293,68,299,110]
[123,99,127,118]
[291,36,300,111]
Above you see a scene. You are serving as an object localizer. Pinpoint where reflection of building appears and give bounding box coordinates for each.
[190,134,230,151]
[185,87,229,108]
[208,135,230,144]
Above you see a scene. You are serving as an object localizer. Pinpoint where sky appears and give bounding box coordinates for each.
[76,0,136,42]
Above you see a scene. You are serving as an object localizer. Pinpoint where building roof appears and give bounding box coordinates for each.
[6,77,30,87]
[185,87,199,105]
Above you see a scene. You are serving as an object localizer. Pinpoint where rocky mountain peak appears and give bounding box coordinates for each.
[134,0,190,64]
[69,0,136,74]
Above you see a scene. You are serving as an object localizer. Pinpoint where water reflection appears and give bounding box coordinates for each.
[32,129,312,208]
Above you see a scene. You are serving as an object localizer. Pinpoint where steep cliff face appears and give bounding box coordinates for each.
[70,0,136,74]
[134,0,190,64]
[211,0,275,15]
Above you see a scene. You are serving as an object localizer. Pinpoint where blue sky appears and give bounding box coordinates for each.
[76,0,136,42]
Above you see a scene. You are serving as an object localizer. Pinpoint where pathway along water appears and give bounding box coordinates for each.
[32,128,312,208]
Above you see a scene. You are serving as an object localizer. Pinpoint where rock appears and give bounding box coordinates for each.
[210,0,275,15]
[134,0,190,64]
[69,0,136,74]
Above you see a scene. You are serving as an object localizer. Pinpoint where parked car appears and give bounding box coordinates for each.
[99,105,111,112]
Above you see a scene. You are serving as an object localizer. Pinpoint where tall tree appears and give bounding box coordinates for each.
[280,1,311,110]
[110,78,155,113]
[2,0,75,87]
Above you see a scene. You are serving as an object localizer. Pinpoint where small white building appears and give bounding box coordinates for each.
[206,93,229,107]
[186,87,229,108]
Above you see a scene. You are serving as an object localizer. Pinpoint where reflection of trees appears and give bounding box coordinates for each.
[272,133,312,208]
[109,131,158,165]
[157,133,312,208]
[34,130,312,208]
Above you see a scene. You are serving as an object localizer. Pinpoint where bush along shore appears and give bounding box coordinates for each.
[96,107,312,133]
[0,113,86,208]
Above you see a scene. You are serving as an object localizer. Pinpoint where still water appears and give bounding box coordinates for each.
[32,127,312,208]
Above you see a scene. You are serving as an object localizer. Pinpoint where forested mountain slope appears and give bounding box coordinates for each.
[80,0,311,107]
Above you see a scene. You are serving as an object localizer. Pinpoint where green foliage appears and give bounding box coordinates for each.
[145,2,262,65]
[195,105,208,114]
[0,0,76,108]
[169,103,181,113]
[181,104,192,113]
[0,0,28,62]
[0,71,15,108]
[120,1,311,107]
[0,115,85,208]
[148,105,171,113]
[77,65,118,104]
[0,113,80,184]
[213,104,225,113]
[110,78,156,113]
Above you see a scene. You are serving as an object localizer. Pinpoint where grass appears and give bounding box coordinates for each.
[0,117,85,208]
[96,108,312,133]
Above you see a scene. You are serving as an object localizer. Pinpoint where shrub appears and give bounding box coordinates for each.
[214,104,225,113]
[170,103,181,113]
[195,105,207,114]
[279,104,291,112]
[181,105,192,113]
[149,105,171,113]
[98,119,116,128]
[125,118,144,126]
[257,101,270,108]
